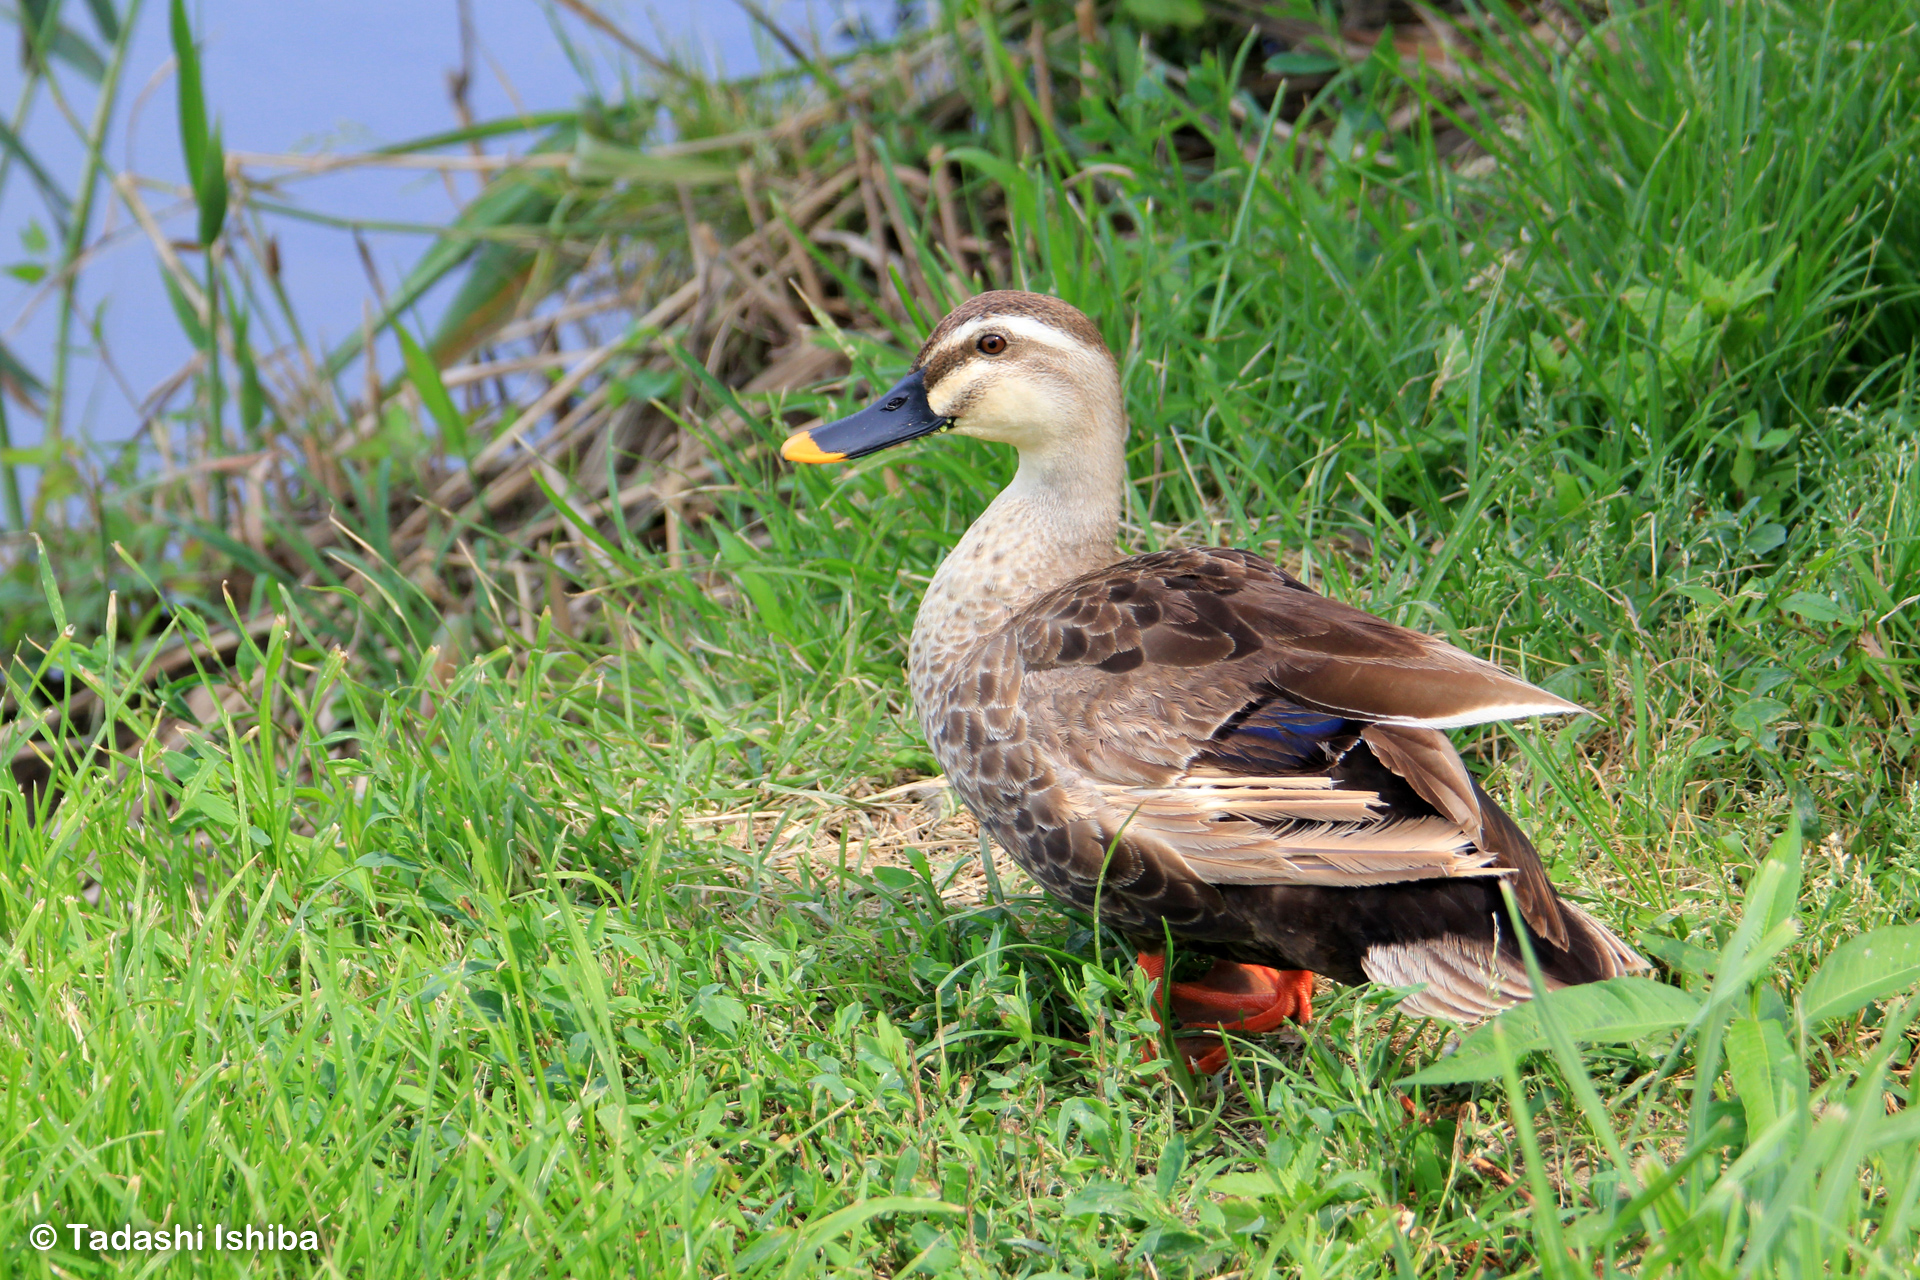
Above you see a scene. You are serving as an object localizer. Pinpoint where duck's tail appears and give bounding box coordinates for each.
[1357,779,1647,1022]
[1361,893,1647,1023]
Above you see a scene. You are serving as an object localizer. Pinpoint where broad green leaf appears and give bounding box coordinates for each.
[871,866,917,894]
[18,0,58,67]
[46,23,107,83]
[1800,925,1920,1024]
[1063,1181,1143,1218]
[1731,697,1790,734]
[31,532,67,633]
[396,326,468,457]
[1265,51,1341,76]
[0,114,73,228]
[1431,325,1471,402]
[1154,1132,1186,1200]
[1207,1172,1279,1200]
[1711,917,1802,1005]
[1121,0,1206,28]
[181,793,239,828]
[1404,978,1701,1085]
[238,356,264,431]
[1685,246,1790,318]
[733,1229,793,1271]
[785,1197,962,1276]
[324,160,557,375]
[82,0,120,42]
[693,988,747,1037]
[1783,591,1848,624]
[422,235,540,368]
[1745,522,1788,555]
[354,851,424,873]
[1550,469,1584,517]
[713,525,792,638]
[1530,330,1566,383]
[169,0,208,186]
[1725,1015,1793,1136]
[1636,931,1718,976]
[159,269,205,346]
[195,121,228,247]
[230,308,265,432]
[942,146,1029,199]
[1704,840,1802,1005]
[606,368,680,408]
[1759,826,1803,935]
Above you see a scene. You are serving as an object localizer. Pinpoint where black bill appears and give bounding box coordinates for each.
[782,368,949,463]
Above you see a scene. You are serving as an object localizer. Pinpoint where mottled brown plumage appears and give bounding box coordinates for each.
[783,290,1646,1029]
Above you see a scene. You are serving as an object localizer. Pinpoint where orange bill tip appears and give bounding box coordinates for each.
[781,430,846,464]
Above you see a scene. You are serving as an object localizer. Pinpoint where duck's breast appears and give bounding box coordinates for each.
[913,627,1230,935]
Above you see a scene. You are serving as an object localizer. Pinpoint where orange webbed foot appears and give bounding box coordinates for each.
[1137,952,1315,1075]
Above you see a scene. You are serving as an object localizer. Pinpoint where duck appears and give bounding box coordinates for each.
[782,290,1646,1073]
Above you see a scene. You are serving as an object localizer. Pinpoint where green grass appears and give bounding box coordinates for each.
[5,0,1920,1275]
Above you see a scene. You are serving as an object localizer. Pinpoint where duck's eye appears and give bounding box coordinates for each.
[977,333,1007,355]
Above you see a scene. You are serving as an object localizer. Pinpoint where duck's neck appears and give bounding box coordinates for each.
[909,428,1127,700]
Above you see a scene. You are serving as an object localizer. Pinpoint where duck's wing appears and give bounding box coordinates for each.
[1013,547,1580,947]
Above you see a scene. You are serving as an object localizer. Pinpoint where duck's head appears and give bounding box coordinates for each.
[782,291,1124,465]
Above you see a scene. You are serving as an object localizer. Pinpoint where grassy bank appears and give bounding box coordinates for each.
[5,0,1920,1275]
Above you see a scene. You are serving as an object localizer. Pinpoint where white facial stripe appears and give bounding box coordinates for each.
[925,313,1090,366]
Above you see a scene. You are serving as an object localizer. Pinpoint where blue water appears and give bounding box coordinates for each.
[0,1,898,464]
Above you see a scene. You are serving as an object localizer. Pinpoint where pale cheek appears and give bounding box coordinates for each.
[926,368,983,419]
[961,383,1060,445]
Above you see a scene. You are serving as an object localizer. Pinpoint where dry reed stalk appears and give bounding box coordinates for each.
[360,301,381,434]
[868,157,928,301]
[488,293,636,347]
[1029,20,1055,135]
[926,144,968,282]
[230,151,575,176]
[850,121,900,316]
[442,351,598,388]
[390,276,703,543]
[716,229,809,340]
[112,173,207,319]
[1010,48,1036,157]
[542,0,677,80]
